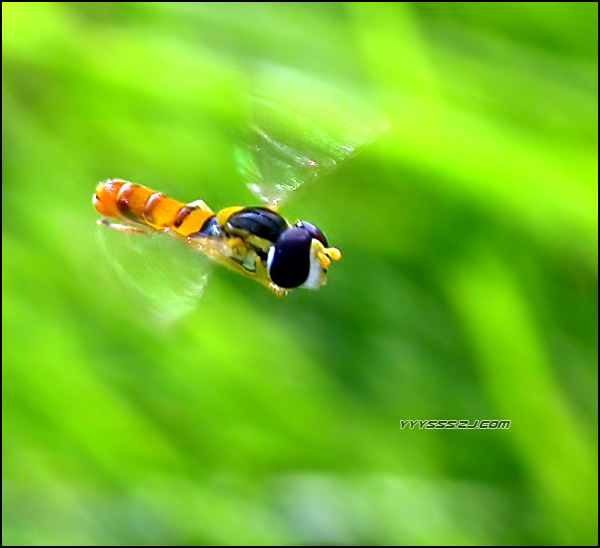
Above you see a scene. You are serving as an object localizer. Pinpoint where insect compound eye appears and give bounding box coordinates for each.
[296,221,329,248]
[268,227,312,288]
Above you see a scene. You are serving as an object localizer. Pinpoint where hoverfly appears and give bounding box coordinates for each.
[94,70,384,316]
[93,177,341,297]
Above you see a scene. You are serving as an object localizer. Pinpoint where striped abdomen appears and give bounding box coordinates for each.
[93,179,213,237]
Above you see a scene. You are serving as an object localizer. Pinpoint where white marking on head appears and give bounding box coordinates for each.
[300,240,327,290]
[267,245,276,273]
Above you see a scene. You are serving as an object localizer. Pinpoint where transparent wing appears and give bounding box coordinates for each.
[96,224,213,325]
[237,66,388,207]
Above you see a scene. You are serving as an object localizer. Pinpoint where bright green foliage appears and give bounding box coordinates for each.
[2,2,597,545]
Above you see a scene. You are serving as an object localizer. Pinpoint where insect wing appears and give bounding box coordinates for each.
[96,223,213,324]
[237,67,387,207]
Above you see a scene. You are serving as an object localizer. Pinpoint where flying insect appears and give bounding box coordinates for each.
[94,75,383,314]
[94,179,341,297]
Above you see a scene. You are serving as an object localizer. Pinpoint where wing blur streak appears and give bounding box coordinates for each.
[96,223,213,325]
[237,65,388,207]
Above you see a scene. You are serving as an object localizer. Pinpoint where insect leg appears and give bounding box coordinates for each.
[97,218,156,235]
[268,283,289,297]
[186,199,212,212]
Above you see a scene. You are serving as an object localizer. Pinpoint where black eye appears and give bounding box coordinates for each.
[268,227,312,288]
[296,221,329,247]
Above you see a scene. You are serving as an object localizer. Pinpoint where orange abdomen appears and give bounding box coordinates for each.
[93,179,213,236]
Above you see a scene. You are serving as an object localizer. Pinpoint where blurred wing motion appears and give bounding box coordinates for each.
[96,217,213,324]
[237,66,388,206]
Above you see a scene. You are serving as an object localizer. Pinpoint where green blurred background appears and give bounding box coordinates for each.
[2,2,597,545]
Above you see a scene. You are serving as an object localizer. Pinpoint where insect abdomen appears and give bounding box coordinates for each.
[93,179,213,236]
